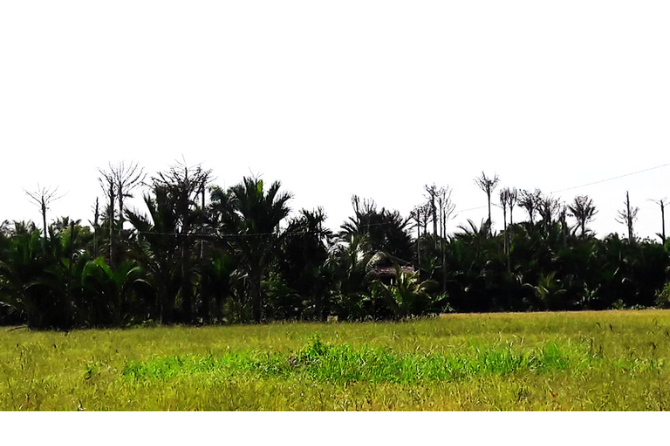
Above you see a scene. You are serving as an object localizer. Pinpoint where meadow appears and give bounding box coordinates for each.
[1,310,669,410]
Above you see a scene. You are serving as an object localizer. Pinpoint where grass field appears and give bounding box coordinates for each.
[1,310,669,410]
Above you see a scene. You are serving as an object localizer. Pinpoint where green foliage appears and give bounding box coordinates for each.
[655,282,670,309]
[372,266,443,318]
[2,165,670,328]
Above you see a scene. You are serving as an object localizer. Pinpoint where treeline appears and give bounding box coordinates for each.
[1,163,669,329]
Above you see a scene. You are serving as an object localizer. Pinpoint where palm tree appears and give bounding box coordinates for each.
[519,189,541,225]
[340,196,413,261]
[372,265,440,318]
[24,185,64,248]
[327,235,380,320]
[523,271,567,310]
[0,230,73,328]
[649,198,667,244]
[616,191,639,243]
[152,162,212,323]
[125,186,181,323]
[212,176,293,322]
[278,208,334,320]
[81,257,152,326]
[568,195,598,237]
[200,248,237,323]
[474,172,500,233]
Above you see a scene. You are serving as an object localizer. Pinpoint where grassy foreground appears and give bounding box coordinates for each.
[1,310,669,410]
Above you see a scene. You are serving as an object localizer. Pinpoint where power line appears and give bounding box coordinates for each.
[455,162,670,214]
[549,162,670,194]
[122,162,670,238]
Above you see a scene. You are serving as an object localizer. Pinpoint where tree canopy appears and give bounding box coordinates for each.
[1,162,669,328]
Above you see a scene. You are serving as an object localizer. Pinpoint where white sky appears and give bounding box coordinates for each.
[1,1,669,240]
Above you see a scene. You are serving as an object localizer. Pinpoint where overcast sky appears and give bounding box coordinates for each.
[1,1,669,240]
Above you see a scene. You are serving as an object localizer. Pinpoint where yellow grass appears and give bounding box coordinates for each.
[1,309,668,410]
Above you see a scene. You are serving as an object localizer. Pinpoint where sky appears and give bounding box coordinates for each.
[1,1,669,240]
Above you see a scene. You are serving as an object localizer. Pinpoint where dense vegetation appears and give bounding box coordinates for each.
[1,162,669,329]
[1,311,669,410]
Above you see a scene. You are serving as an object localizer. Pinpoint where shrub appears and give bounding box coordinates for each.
[655,282,670,308]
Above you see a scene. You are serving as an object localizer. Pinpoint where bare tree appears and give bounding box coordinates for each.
[89,197,100,257]
[519,189,541,225]
[436,186,456,292]
[474,172,500,233]
[98,167,116,266]
[24,185,64,245]
[410,205,422,269]
[98,161,146,268]
[410,201,432,269]
[567,195,598,237]
[537,195,561,230]
[508,188,518,226]
[110,161,145,235]
[616,191,639,242]
[499,187,519,273]
[559,204,568,247]
[424,183,438,241]
[649,198,667,244]
[499,188,513,252]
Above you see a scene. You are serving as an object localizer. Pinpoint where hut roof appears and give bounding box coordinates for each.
[371,266,415,277]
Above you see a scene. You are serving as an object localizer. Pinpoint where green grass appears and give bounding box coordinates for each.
[121,338,587,384]
[1,310,670,410]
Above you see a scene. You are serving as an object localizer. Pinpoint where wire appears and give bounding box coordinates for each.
[132,162,670,237]
[549,162,670,194]
[454,162,670,214]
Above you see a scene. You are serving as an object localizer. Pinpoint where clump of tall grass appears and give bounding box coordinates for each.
[122,336,589,385]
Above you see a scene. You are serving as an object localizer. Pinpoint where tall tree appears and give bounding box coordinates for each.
[499,188,514,272]
[278,208,334,320]
[424,184,439,240]
[98,162,146,269]
[126,185,180,323]
[410,205,423,269]
[436,186,456,291]
[508,188,518,226]
[152,161,212,323]
[568,195,598,237]
[474,172,499,234]
[24,185,64,248]
[90,198,100,257]
[340,196,413,261]
[110,161,145,237]
[616,191,639,243]
[649,198,667,244]
[98,168,116,268]
[537,195,561,234]
[519,189,541,225]
[212,176,292,323]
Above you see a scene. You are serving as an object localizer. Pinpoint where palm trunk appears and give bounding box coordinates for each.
[93,198,100,257]
[661,202,666,244]
[41,199,47,251]
[118,182,124,242]
[431,199,438,245]
[441,211,447,293]
[252,270,263,323]
[181,234,192,323]
[159,269,174,324]
[109,186,115,269]
[486,191,493,237]
[199,187,210,323]
[67,220,75,324]
[416,210,421,272]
